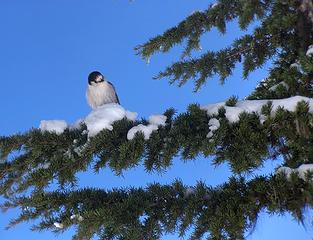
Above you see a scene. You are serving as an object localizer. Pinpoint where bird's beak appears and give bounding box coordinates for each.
[95,77,104,83]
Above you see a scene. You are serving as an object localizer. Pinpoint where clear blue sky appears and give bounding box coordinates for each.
[0,1,312,239]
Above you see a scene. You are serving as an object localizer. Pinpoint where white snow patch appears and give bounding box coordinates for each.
[64,149,73,159]
[85,103,137,137]
[40,104,137,137]
[201,96,313,123]
[69,119,84,130]
[276,164,313,180]
[269,81,289,91]
[211,3,219,8]
[146,57,151,65]
[306,45,313,56]
[207,131,214,138]
[125,111,137,121]
[184,187,195,197]
[22,206,30,211]
[82,130,88,135]
[208,118,220,131]
[127,124,158,140]
[70,214,84,222]
[290,62,302,72]
[39,120,68,135]
[276,166,294,179]
[127,114,167,140]
[36,162,50,170]
[298,164,313,179]
[148,115,167,126]
[257,78,269,88]
[206,118,220,138]
[73,143,88,156]
[54,222,64,229]
[190,10,201,15]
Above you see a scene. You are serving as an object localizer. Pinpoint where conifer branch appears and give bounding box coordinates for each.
[2,1,313,239]
[1,100,313,197]
[2,174,313,240]
[136,0,307,91]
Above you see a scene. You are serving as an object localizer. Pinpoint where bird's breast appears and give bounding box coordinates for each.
[86,82,114,109]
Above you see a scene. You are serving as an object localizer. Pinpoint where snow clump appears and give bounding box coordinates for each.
[290,62,303,73]
[184,187,196,197]
[39,120,68,135]
[39,104,137,137]
[70,214,84,222]
[306,45,313,56]
[53,222,64,229]
[36,162,51,170]
[207,118,220,138]
[211,3,219,8]
[127,114,167,140]
[85,103,137,137]
[269,81,289,91]
[276,164,313,180]
[201,96,313,123]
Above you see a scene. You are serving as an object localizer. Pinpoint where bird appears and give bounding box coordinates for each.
[86,71,120,109]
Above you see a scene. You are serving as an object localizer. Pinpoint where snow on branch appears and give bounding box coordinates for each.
[39,103,166,140]
[84,104,137,137]
[3,95,313,199]
[39,120,68,135]
[276,164,313,180]
[306,45,313,57]
[201,96,313,123]
[127,115,167,140]
[39,96,313,141]
[39,104,137,137]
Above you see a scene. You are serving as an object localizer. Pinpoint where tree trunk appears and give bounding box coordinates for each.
[297,0,313,52]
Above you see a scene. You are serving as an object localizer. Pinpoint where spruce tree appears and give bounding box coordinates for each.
[1,0,313,239]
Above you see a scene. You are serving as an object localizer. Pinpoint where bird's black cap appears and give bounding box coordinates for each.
[88,71,103,85]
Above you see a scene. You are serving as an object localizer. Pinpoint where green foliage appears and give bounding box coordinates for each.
[2,175,313,240]
[136,0,310,91]
[1,102,313,195]
[225,95,238,107]
[261,100,273,116]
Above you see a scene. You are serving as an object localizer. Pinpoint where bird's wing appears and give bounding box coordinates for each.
[107,81,120,104]
[86,86,96,109]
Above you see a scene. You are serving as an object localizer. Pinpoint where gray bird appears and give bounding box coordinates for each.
[86,71,120,109]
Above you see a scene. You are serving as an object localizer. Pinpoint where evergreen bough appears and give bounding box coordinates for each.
[1,1,313,239]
